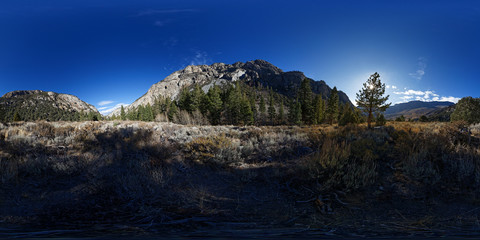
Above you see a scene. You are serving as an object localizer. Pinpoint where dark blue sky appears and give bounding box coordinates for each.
[1,0,479,114]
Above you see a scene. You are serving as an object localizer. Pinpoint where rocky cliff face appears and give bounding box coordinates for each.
[110,59,352,116]
[0,90,99,121]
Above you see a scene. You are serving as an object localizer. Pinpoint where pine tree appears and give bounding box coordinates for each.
[206,85,223,125]
[249,93,257,125]
[259,95,266,114]
[225,83,242,124]
[259,95,266,125]
[295,101,302,125]
[120,105,126,121]
[200,94,210,115]
[313,95,325,124]
[178,88,193,112]
[279,98,284,125]
[356,72,391,129]
[127,108,137,120]
[288,100,296,124]
[13,111,21,122]
[288,99,302,125]
[268,93,276,125]
[325,87,339,124]
[339,105,357,126]
[164,97,171,113]
[191,84,204,112]
[299,78,314,124]
[167,101,177,122]
[240,93,254,125]
[137,105,145,121]
[145,104,154,121]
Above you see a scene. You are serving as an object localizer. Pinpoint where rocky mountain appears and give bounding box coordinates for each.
[109,59,351,116]
[0,90,99,122]
[384,100,454,120]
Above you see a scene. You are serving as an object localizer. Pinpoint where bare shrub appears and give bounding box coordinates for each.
[402,149,440,186]
[307,137,377,192]
[184,134,242,165]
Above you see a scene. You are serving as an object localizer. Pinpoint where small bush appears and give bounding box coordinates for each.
[307,136,377,192]
[184,134,239,165]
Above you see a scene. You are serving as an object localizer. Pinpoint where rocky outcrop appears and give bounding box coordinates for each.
[109,59,352,116]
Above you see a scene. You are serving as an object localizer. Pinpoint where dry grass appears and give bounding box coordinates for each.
[1,120,480,234]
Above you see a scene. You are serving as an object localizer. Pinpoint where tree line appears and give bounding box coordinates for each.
[111,78,366,126]
[1,100,102,122]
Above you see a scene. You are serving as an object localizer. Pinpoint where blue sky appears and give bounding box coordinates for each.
[0,0,479,114]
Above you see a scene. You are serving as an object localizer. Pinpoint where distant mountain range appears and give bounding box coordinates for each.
[0,90,99,122]
[384,100,454,121]
[109,59,352,117]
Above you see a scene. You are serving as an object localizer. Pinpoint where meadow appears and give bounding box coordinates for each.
[1,120,480,237]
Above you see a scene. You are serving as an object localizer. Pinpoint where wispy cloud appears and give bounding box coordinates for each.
[432,96,461,103]
[409,57,427,80]
[99,103,129,115]
[188,50,210,66]
[394,88,460,103]
[98,100,114,106]
[386,85,397,89]
[134,9,198,17]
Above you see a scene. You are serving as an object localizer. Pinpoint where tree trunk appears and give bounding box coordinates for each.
[367,110,373,129]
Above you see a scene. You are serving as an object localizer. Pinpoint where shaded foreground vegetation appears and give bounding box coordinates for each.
[1,121,480,237]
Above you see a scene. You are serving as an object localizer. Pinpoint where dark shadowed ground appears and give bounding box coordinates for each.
[1,121,480,238]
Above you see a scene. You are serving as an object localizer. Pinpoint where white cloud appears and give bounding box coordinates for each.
[394,89,425,95]
[98,100,114,106]
[409,57,427,80]
[432,96,461,103]
[188,50,209,66]
[399,95,414,102]
[391,85,397,89]
[99,103,129,115]
[394,88,459,103]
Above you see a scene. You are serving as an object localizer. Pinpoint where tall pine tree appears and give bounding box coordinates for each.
[278,98,285,125]
[313,95,325,124]
[325,87,339,124]
[206,85,223,125]
[120,105,126,121]
[268,92,276,125]
[355,72,390,129]
[259,95,266,125]
[240,93,254,125]
[298,78,314,124]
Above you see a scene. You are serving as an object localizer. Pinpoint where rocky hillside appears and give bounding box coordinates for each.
[0,90,99,122]
[110,60,351,116]
[384,100,454,120]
